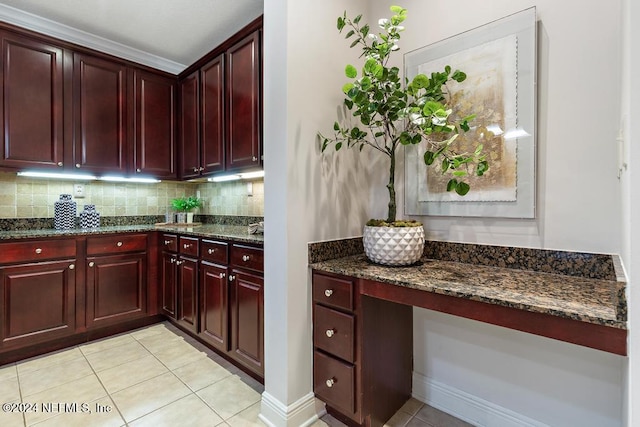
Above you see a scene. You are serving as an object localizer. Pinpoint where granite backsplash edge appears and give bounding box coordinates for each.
[308,237,624,282]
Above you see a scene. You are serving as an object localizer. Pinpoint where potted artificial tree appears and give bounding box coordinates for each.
[318,6,489,266]
[171,196,202,223]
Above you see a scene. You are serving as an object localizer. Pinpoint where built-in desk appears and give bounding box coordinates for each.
[309,241,627,426]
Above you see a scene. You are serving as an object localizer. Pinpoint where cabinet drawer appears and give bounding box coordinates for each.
[179,236,199,256]
[230,244,263,272]
[314,350,355,415]
[312,274,354,311]
[0,239,76,264]
[87,234,147,255]
[201,239,228,264]
[160,234,178,252]
[314,304,355,363]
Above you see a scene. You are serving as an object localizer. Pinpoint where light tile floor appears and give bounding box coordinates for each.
[0,322,470,427]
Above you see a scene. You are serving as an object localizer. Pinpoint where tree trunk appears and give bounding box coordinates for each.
[387,150,396,223]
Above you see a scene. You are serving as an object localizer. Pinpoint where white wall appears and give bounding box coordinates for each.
[365,1,625,426]
[261,0,370,425]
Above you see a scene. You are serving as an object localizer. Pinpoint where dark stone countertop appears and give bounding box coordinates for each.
[310,253,626,329]
[0,224,263,245]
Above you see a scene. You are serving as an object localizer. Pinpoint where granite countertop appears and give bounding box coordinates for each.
[310,253,626,329]
[0,224,264,245]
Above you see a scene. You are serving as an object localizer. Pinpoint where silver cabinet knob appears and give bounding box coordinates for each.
[75,163,81,168]
[183,243,192,249]
[229,275,236,282]
[326,378,335,388]
[170,258,176,263]
[242,255,250,262]
[88,262,94,267]
[193,167,199,173]
[57,162,63,167]
[69,264,75,270]
[208,248,215,254]
[324,289,333,297]
[219,272,226,279]
[176,260,184,265]
[325,329,335,338]
[199,167,205,172]
[252,156,257,161]
[136,168,141,173]
[164,240,171,245]
[35,248,42,254]
[116,241,123,247]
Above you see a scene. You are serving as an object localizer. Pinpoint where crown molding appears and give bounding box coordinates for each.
[0,3,185,74]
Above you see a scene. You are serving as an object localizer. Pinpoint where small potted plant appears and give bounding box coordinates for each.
[171,196,202,223]
[318,6,489,266]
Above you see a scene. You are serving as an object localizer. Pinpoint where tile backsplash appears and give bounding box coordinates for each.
[0,172,264,218]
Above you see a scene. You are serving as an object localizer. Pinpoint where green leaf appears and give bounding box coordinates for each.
[444,65,451,74]
[360,76,372,90]
[360,24,370,36]
[335,142,343,151]
[342,82,354,94]
[344,99,354,109]
[345,64,357,78]
[452,171,467,177]
[474,144,484,156]
[390,5,404,14]
[476,161,489,176]
[441,158,450,173]
[451,70,467,82]
[455,181,470,196]
[423,100,444,115]
[412,74,429,89]
[345,29,355,39]
[337,16,345,31]
[350,39,360,48]
[424,151,436,165]
[446,179,457,192]
[333,121,340,131]
[353,14,362,24]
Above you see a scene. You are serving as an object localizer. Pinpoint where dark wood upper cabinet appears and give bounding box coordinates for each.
[201,54,225,174]
[0,32,64,170]
[73,53,127,174]
[133,70,176,179]
[226,31,261,171]
[179,70,200,179]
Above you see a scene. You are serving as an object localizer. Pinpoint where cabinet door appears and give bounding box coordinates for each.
[230,269,263,376]
[86,253,146,328]
[160,251,177,319]
[133,70,176,179]
[200,55,225,174]
[177,256,198,333]
[0,32,64,170]
[199,261,228,351]
[179,70,200,179]
[0,260,76,349]
[226,31,261,171]
[73,53,127,174]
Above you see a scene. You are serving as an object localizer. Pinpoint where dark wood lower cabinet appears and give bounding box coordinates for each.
[230,269,264,377]
[160,251,178,318]
[0,260,76,349]
[199,261,228,351]
[86,253,147,328]
[177,256,198,334]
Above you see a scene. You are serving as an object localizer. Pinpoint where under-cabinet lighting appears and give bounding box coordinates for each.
[239,170,265,180]
[208,174,241,182]
[100,176,161,183]
[17,171,97,180]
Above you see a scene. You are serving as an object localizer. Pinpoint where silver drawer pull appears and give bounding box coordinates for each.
[69,264,75,270]
[116,241,123,247]
[326,378,335,388]
[242,255,250,262]
[35,248,42,254]
[324,289,333,297]
[88,262,94,267]
[219,272,226,279]
[325,329,335,338]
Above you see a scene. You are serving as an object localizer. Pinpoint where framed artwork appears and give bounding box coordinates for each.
[404,7,537,218]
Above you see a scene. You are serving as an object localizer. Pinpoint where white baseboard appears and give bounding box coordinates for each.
[412,372,548,427]
[259,391,326,427]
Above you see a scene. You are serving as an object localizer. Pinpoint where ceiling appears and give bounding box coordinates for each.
[0,0,264,74]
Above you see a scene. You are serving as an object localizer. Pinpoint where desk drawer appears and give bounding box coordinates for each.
[160,234,178,252]
[314,304,354,363]
[314,350,355,415]
[313,274,353,311]
[201,239,228,264]
[86,234,147,255]
[0,239,76,264]
[179,236,199,257]
[231,244,263,272]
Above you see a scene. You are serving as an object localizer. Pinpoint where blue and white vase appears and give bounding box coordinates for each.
[54,194,76,230]
[80,204,100,228]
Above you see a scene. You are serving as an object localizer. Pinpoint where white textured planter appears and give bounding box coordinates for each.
[363,224,425,266]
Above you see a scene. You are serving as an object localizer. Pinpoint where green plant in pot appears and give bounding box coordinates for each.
[318,6,489,266]
[171,196,202,223]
